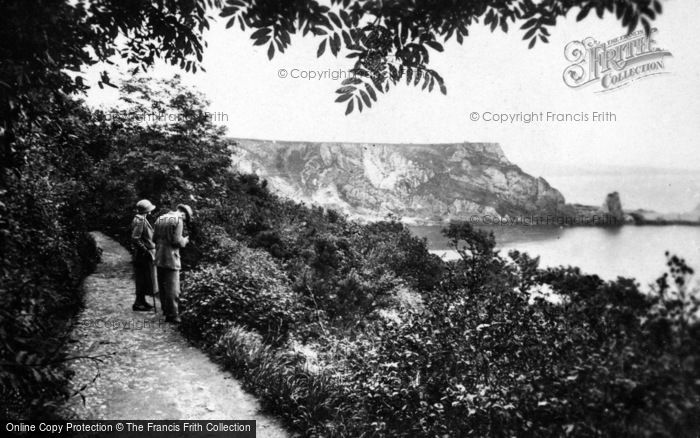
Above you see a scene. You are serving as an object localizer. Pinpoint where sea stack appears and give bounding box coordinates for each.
[601,192,625,223]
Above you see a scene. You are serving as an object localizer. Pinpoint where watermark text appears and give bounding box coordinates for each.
[469,111,616,123]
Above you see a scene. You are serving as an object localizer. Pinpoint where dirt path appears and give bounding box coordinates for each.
[63,232,290,437]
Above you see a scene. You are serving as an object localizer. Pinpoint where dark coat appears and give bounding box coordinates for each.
[130,214,155,260]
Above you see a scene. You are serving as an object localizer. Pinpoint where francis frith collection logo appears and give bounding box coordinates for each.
[563,28,672,92]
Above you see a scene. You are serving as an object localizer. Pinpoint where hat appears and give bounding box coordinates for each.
[176,204,194,222]
[136,199,156,214]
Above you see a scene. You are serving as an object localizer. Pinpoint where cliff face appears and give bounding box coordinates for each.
[230,139,567,223]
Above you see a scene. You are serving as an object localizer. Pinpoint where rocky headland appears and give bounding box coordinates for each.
[627,203,700,225]
[228,138,700,227]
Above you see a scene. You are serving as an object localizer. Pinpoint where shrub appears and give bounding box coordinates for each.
[359,221,443,292]
[179,249,301,344]
[298,232,401,326]
[0,161,100,419]
[217,325,352,435]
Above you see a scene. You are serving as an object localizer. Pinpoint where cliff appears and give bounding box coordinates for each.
[229,139,567,224]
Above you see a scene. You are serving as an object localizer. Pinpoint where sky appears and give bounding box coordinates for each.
[83,0,700,212]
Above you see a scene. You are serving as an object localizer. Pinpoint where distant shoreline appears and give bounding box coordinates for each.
[391,204,700,228]
[402,220,700,228]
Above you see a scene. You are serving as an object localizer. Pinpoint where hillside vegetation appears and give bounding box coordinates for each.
[2,76,699,437]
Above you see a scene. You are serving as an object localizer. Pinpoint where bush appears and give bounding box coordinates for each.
[0,162,100,419]
[180,249,301,344]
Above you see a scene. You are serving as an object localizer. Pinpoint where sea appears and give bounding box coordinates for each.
[409,225,700,290]
[407,169,700,290]
[543,170,700,215]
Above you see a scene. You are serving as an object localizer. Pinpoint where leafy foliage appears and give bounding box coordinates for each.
[85,75,231,241]
[0,0,218,173]
[180,251,301,343]
[187,212,700,436]
[220,0,661,113]
[216,325,349,434]
[0,95,101,419]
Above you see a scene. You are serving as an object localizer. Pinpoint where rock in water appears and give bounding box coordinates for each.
[229,139,567,223]
[601,192,625,222]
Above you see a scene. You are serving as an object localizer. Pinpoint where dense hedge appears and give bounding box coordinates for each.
[0,132,101,419]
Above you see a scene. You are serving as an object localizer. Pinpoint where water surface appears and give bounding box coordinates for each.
[409,225,700,289]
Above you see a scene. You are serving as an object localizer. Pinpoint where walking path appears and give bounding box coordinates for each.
[63,232,289,437]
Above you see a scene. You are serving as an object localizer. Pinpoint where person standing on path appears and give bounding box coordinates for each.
[130,199,157,311]
[153,204,193,323]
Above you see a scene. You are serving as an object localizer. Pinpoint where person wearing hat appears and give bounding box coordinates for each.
[153,204,193,323]
[131,199,157,311]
